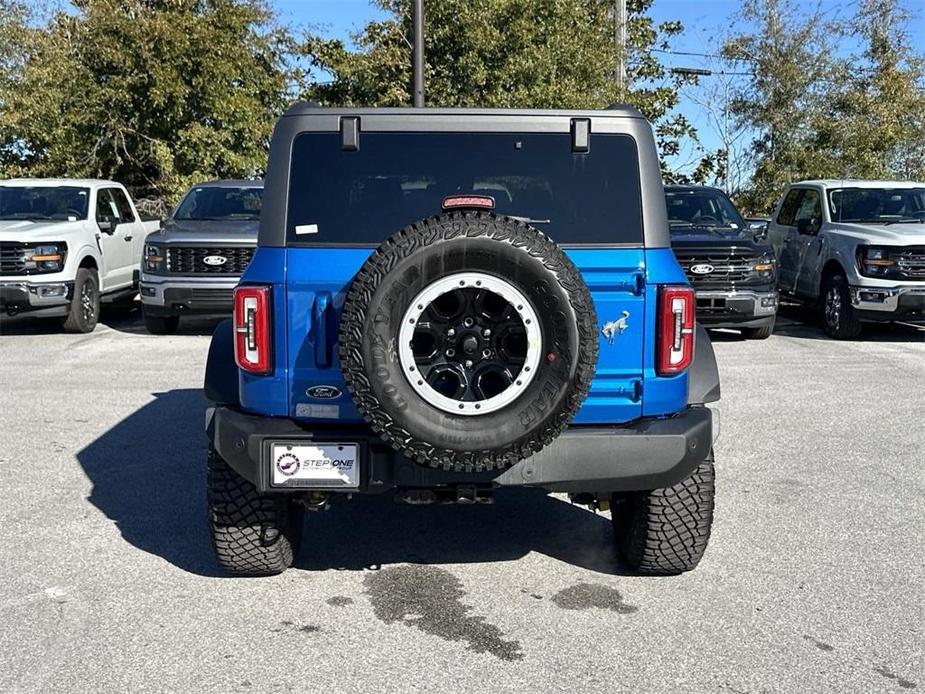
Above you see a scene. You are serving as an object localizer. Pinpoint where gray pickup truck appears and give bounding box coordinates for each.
[767,180,925,338]
[140,180,263,334]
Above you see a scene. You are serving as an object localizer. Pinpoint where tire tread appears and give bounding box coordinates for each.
[613,453,715,575]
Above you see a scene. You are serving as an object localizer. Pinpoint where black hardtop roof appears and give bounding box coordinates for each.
[282,103,645,120]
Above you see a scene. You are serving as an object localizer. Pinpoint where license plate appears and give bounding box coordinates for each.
[270,442,359,488]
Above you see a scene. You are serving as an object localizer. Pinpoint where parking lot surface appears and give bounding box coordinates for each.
[1,305,922,693]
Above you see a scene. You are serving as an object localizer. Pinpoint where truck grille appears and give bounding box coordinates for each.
[0,242,26,275]
[675,252,757,285]
[896,247,925,279]
[166,246,254,275]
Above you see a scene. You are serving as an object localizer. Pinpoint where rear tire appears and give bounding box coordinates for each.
[822,274,862,339]
[61,267,100,333]
[742,318,774,340]
[143,311,179,335]
[611,451,715,575]
[207,446,303,576]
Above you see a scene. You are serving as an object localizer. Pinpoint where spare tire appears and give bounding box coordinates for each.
[339,210,598,471]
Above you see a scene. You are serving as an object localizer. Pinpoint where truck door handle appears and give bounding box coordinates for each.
[124,235,132,241]
[312,291,333,368]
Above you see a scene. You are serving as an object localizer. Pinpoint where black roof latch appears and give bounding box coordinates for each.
[341,116,360,151]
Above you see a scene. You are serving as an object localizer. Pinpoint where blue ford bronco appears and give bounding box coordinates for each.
[204,105,721,576]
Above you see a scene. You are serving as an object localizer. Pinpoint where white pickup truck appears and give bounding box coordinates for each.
[767,179,925,338]
[0,179,160,332]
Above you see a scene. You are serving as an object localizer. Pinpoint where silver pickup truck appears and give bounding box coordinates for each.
[140,180,263,334]
[767,180,925,338]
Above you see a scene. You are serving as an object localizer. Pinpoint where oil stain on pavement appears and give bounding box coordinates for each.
[326,596,354,607]
[364,565,524,661]
[874,665,917,690]
[550,583,638,614]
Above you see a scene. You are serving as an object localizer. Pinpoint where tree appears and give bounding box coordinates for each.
[818,0,925,181]
[303,0,716,182]
[0,0,301,203]
[722,0,837,214]
[723,0,925,214]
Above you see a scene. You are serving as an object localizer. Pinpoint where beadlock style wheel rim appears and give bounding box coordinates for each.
[397,272,542,416]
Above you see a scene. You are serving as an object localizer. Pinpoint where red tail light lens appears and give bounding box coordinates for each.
[657,285,695,375]
[234,285,272,374]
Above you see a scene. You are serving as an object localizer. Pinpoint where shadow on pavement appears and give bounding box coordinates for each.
[76,388,625,577]
[0,299,225,337]
[773,302,924,342]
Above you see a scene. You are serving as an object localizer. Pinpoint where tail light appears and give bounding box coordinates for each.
[657,285,695,375]
[234,285,272,374]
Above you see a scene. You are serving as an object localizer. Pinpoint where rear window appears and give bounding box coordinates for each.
[286,132,643,245]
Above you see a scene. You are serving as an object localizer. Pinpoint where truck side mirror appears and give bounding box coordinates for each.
[98,219,115,234]
[748,221,768,240]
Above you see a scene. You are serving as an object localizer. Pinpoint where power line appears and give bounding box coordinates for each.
[653,47,745,62]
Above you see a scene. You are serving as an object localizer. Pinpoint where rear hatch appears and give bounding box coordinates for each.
[283,129,648,425]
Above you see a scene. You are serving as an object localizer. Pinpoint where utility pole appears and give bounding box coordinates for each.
[413,0,425,107]
[615,0,626,92]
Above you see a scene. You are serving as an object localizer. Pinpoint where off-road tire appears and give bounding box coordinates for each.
[339,210,598,472]
[143,312,179,335]
[207,447,303,576]
[742,319,774,340]
[612,451,715,575]
[822,274,862,339]
[61,267,100,333]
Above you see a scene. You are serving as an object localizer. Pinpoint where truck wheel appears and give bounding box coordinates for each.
[339,210,598,472]
[822,274,861,339]
[143,311,179,335]
[611,451,715,575]
[207,446,303,576]
[61,267,100,333]
[742,318,774,340]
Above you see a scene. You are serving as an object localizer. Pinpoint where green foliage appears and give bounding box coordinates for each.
[724,0,925,214]
[304,0,715,183]
[0,0,300,202]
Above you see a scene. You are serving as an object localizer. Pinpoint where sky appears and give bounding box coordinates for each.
[276,1,924,179]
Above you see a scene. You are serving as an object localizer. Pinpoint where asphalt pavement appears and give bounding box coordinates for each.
[0,303,922,693]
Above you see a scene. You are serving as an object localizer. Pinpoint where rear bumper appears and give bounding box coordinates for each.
[694,288,778,328]
[850,284,925,322]
[140,273,237,316]
[0,280,73,316]
[207,405,714,495]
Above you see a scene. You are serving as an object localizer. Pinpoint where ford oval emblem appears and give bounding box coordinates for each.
[690,263,715,275]
[306,385,342,400]
[203,255,228,266]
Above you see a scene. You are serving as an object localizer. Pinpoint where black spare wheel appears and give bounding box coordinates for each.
[339,210,598,471]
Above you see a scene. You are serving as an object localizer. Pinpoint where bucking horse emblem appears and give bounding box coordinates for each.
[601,311,631,344]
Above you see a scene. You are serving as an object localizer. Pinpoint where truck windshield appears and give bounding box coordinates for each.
[665,188,746,232]
[0,186,90,222]
[174,186,263,221]
[828,188,925,224]
[286,132,643,245]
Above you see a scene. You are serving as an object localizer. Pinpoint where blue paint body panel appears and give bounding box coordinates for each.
[238,245,691,425]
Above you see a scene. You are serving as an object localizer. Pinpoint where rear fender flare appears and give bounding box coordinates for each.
[688,324,720,404]
[204,319,239,406]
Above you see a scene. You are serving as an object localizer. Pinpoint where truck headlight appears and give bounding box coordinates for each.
[750,253,776,277]
[858,246,896,277]
[23,242,67,273]
[144,244,167,272]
